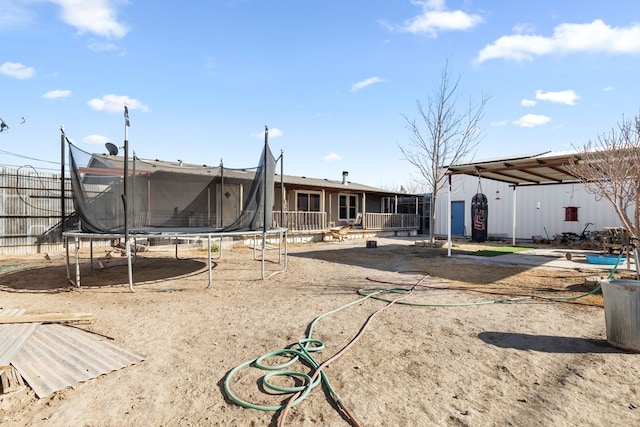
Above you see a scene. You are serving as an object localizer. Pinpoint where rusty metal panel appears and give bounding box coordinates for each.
[0,308,145,398]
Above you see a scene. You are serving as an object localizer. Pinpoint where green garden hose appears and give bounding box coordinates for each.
[223,290,382,413]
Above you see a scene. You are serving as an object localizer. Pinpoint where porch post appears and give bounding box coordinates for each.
[321,189,326,228]
[362,192,366,229]
[512,185,517,246]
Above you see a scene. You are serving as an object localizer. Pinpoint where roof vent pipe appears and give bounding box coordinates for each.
[342,171,349,185]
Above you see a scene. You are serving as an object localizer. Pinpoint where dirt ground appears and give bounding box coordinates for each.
[0,236,638,426]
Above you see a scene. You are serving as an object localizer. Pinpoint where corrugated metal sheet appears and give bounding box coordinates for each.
[0,309,145,398]
[0,167,73,254]
[0,323,39,365]
[0,308,34,365]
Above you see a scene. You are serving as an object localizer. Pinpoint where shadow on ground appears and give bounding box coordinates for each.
[0,256,208,292]
[289,243,559,286]
[478,331,627,354]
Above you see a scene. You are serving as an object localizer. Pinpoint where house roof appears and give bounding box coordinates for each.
[445,150,584,186]
[88,153,401,196]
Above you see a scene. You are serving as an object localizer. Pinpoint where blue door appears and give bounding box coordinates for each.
[451,201,465,236]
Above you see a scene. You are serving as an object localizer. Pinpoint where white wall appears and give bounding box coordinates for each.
[433,175,625,240]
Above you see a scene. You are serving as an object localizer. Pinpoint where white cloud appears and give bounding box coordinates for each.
[490,120,508,127]
[535,89,580,105]
[87,94,149,113]
[87,39,121,53]
[50,0,128,39]
[83,134,111,145]
[351,77,385,92]
[476,19,640,63]
[394,0,483,37]
[603,85,615,92]
[0,62,35,79]
[323,152,342,162]
[268,128,283,138]
[521,99,536,107]
[513,114,551,128]
[42,89,72,99]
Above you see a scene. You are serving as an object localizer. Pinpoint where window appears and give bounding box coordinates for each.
[565,206,578,222]
[339,194,358,220]
[296,191,321,212]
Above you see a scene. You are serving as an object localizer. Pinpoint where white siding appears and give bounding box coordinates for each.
[434,175,625,240]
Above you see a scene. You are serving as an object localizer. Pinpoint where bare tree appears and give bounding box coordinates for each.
[399,59,489,242]
[566,113,640,239]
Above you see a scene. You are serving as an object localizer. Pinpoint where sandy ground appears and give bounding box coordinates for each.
[0,237,639,426]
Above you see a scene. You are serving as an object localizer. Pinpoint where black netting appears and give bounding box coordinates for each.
[68,140,276,234]
[223,145,275,232]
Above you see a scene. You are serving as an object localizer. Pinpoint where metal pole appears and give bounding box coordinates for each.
[262,126,268,279]
[280,149,284,228]
[60,126,65,234]
[123,106,133,292]
[263,126,268,231]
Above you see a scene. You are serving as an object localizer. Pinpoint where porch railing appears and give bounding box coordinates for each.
[273,211,326,231]
[273,211,419,232]
[363,213,420,230]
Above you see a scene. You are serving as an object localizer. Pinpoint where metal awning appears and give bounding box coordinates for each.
[445,151,583,186]
[443,150,585,254]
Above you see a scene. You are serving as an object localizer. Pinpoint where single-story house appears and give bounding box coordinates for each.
[69,143,423,241]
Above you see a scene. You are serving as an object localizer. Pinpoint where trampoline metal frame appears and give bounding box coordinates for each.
[63,227,288,292]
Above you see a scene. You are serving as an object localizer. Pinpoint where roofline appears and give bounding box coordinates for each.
[88,153,404,196]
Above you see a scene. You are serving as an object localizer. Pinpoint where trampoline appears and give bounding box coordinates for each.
[62,121,287,292]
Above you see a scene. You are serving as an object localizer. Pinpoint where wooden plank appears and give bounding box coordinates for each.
[0,365,25,394]
[0,313,95,324]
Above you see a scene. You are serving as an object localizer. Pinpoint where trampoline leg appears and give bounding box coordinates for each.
[277,234,282,264]
[261,235,265,279]
[74,237,80,288]
[284,230,288,271]
[253,234,257,260]
[126,239,134,292]
[90,239,94,270]
[65,235,71,284]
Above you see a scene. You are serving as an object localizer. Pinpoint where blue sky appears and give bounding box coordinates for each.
[2,0,640,189]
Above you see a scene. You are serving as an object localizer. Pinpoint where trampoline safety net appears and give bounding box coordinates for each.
[68,141,275,234]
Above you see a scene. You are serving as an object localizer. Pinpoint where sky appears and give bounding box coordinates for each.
[2,0,640,190]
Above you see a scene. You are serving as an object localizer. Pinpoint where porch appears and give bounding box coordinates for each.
[273,211,420,235]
